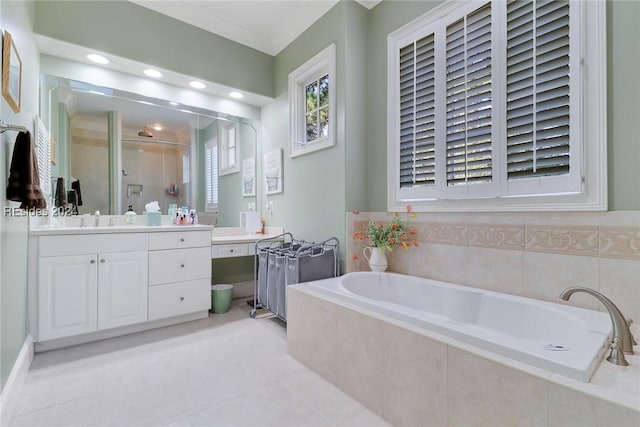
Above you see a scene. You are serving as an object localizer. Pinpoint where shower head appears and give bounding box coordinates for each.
[138,126,153,138]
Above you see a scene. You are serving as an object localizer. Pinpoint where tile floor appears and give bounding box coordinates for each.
[10,300,391,427]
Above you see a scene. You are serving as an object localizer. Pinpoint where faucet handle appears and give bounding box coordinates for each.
[606,337,629,366]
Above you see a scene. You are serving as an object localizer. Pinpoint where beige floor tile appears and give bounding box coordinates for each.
[11,300,367,427]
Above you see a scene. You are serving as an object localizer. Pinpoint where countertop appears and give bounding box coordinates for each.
[30,224,213,236]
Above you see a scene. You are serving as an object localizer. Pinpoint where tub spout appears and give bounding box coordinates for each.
[560,286,634,366]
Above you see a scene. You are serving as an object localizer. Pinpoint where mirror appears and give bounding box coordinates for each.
[40,74,259,227]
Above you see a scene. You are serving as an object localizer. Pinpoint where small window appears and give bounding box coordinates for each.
[289,44,336,158]
[220,122,239,175]
[204,138,218,213]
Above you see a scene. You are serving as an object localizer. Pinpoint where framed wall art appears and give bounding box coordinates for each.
[263,149,283,195]
[2,31,22,113]
[242,158,256,197]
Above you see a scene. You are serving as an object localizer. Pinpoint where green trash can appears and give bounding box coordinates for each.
[211,284,234,314]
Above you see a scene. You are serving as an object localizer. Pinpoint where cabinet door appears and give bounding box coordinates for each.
[38,255,98,341]
[97,251,148,330]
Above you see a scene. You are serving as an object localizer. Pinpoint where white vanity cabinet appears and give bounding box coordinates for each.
[148,230,211,320]
[38,254,98,340]
[30,225,214,350]
[36,234,149,341]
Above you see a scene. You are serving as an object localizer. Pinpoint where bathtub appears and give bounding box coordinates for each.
[305,271,612,382]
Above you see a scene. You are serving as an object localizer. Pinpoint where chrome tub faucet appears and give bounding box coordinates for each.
[560,286,635,366]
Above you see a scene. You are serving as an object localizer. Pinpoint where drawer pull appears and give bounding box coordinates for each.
[180,238,185,242]
[90,259,96,264]
[100,259,106,263]
[180,296,185,301]
[180,264,185,268]
[229,249,234,253]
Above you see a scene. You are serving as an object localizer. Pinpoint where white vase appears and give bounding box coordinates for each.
[363,247,388,272]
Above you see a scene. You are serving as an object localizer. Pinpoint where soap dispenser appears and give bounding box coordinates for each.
[125,205,137,225]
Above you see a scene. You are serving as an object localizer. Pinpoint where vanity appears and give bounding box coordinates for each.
[28,224,213,352]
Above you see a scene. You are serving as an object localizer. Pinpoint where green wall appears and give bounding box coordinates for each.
[262,1,369,260]
[33,0,274,99]
[1,0,39,392]
[607,0,640,210]
[364,0,640,211]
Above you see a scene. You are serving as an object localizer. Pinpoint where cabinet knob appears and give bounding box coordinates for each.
[100,259,106,263]
[180,238,185,242]
[90,259,96,264]
[180,264,185,268]
[180,296,185,301]
[229,249,234,253]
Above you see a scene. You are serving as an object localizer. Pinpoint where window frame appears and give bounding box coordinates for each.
[288,43,336,158]
[219,121,239,176]
[387,0,606,212]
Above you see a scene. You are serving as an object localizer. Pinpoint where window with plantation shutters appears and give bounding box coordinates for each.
[204,138,219,212]
[399,33,436,189]
[388,0,605,211]
[445,4,493,188]
[36,117,52,201]
[506,0,570,180]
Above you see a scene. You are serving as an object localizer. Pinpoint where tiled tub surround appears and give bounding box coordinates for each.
[287,284,640,427]
[290,211,640,425]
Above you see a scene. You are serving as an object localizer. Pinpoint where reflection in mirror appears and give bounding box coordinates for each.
[41,75,259,224]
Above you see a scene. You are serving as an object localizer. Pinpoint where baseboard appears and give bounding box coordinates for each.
[0,334,34,427]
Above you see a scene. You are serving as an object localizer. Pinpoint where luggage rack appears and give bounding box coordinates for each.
[250,233,339,321]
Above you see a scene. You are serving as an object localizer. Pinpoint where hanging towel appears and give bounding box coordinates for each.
[71,179,83,206]
[54,177,66,207]
[67,189,78,215]
[6,131,47,209]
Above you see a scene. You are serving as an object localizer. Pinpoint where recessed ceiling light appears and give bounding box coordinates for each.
[190,81,206,89]
[169,101,179,106]
[144,69,162,78]
[86,53,109,64]
[153,124,163,131]
[138,101,153,106]
[229,91,244,99]
[89,90,106,96]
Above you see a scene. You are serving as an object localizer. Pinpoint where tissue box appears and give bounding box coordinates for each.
[145,211,162,226]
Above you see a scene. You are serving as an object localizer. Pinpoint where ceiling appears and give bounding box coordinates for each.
[129,0,382,56]
[40,1,383,136]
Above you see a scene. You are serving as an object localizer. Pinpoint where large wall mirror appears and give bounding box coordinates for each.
[40,74,260,227]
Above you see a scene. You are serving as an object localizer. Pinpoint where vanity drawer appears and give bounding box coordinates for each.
[148,247,211,286]
[149,230,211,250]
[148,279,211,321]
[211,243,250,259]
[39,233,148,257]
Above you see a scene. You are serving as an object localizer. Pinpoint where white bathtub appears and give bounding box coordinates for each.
[306,271,612,382]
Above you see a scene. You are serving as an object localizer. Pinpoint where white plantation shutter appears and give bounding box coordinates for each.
[205,138,218,212]
[445,3,493,189]
[36,117,52,201]
[506,0,571,180]
[388,0,601,210]
[399,33,436,189]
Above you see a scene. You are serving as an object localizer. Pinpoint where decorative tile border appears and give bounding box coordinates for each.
[599,227,640,261]
[525,226,599,257]
[347,213,640,261]
[466,224,525,250]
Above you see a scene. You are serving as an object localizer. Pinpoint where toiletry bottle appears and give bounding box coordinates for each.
[125,205,137,225]
[168,204,177,223]
[260,217,265,235]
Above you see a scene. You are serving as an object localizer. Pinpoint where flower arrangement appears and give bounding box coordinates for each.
[353,205,419,252]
